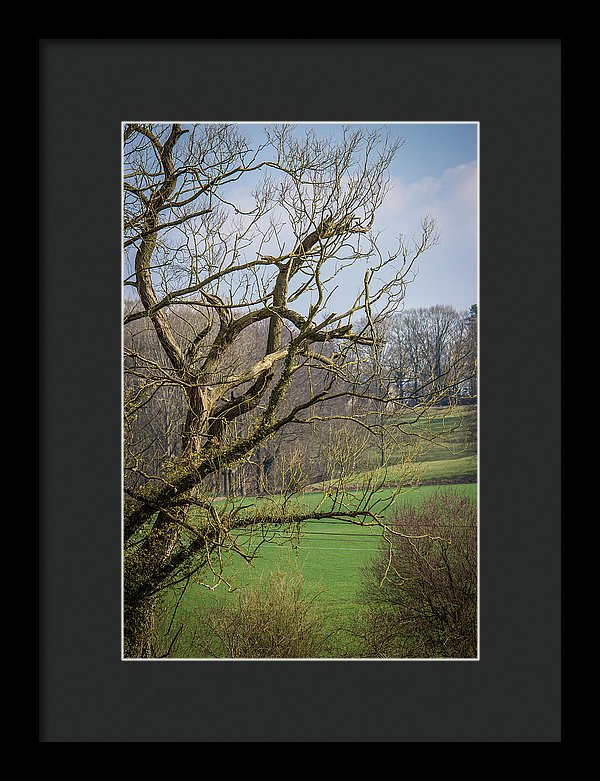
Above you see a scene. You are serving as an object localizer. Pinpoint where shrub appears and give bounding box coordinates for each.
[191,568,333,658]
[356,489,477,658]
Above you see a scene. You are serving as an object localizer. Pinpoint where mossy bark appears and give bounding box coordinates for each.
[123,511,182,658]
[123,593,157,658]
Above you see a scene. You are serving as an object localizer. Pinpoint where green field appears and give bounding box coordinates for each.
[156,483,477,658]
[309,405,478,490]
[153,407,478,657]
[332,455,477,488]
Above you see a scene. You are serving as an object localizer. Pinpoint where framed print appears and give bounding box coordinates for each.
[40,39,561,742]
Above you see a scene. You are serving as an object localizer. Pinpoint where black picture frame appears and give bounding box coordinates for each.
[40,39,561,743]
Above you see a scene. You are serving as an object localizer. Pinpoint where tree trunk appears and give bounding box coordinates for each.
[124,389,210,657]
[123,505,185,657]
[123,593,157,658]
[223,468,230,497]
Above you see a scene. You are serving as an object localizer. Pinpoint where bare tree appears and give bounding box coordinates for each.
[122,123,440,657]
[384,305,476,407]
[356,489,477,658]
[463,304,478,403]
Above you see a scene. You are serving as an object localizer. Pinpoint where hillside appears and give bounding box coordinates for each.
[308,404,478,490]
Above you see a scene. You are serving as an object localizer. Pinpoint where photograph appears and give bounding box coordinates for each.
[122,121,479,660]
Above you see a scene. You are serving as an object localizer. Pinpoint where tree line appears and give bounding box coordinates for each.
[124,301,477,496]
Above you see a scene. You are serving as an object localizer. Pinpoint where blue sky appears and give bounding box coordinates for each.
[237,122,478,313]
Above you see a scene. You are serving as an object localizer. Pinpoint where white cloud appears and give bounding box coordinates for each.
[372,161,478,311]
[377,160,477,243]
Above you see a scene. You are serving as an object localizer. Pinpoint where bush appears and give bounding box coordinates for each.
[191,568,333,658]
[356,489,477,658]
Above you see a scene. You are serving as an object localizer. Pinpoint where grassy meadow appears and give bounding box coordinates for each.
[308,404,477,490]
[152,405,478,658]
[156,483,477,658]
